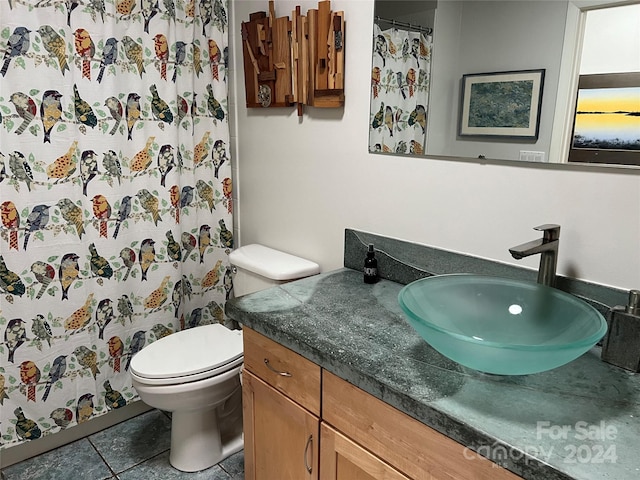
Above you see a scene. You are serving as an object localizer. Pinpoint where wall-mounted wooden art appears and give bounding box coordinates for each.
[241,0,345,116]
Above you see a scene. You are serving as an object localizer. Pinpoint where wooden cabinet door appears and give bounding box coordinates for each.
[320,423,411,480]
[243,370,319,480]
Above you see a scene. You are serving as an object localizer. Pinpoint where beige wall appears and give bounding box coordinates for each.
[230,0,640,291]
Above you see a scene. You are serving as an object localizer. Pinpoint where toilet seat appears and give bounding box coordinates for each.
[130,324,243,386]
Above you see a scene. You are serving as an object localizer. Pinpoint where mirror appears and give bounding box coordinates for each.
[369,0,640,166]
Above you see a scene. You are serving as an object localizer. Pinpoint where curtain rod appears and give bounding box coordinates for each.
[374,16,433,35]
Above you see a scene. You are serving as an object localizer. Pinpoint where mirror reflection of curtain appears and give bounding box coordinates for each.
[369,25,433,155]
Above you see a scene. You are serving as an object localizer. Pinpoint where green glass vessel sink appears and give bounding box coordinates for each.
[398,275,607,375]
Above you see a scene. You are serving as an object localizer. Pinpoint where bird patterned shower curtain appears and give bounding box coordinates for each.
[369,24,433,155]
[0,0,233,449]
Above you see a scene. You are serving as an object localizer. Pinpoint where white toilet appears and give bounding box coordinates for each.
[129,244,320,472]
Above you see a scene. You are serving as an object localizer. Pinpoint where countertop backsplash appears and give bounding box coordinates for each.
[343,228,629,318]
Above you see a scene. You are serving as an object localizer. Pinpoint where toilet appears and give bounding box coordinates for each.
[129,244,320,472]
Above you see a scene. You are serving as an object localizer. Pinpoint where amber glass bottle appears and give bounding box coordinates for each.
[364,244,378,284]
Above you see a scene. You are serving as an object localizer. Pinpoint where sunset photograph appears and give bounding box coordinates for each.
[573,86,640,150]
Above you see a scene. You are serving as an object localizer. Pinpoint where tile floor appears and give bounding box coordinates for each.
[2,410,244,480]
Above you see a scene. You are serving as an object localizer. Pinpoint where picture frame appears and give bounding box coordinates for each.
[459,69,545,139]
[568,72,640,166]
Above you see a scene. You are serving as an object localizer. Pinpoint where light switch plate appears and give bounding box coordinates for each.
[519,151,546,162]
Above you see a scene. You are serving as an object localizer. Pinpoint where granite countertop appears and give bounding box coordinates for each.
[226,268,640,480]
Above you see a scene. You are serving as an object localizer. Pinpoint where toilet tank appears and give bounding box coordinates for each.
[229,244,320,296]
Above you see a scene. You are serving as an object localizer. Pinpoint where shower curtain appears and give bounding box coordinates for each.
[369,24,433,155]
[0,0,232,449]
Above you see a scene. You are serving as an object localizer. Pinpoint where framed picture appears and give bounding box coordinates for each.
[568,72,640,166]
[459,69,545,139]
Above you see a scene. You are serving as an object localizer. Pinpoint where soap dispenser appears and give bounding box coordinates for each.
[601,290,640,372]
[364,244,378,284]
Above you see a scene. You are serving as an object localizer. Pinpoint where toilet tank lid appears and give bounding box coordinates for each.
[229,244,320,281]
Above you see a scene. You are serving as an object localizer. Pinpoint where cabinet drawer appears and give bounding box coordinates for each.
[243,327,321,415]
[323,371,522,480]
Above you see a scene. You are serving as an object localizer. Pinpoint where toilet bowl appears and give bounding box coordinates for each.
[129,244,320,472]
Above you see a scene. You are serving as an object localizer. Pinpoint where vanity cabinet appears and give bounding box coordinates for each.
[242,327,321,480]
[243,328,522,480]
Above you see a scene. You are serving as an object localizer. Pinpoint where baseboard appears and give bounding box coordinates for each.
[0,401,153,469]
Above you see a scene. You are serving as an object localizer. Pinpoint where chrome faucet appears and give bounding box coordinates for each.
[509,224,560,288]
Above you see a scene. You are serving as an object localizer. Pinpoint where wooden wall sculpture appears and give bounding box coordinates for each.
[241,0,345,116]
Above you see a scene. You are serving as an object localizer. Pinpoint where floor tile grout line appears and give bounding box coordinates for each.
[88,432,171,477]
[218,463,233,477]
[87,436,119,478]
[217,452,244,479]
[86,409,172,475]
[115,449,171,477]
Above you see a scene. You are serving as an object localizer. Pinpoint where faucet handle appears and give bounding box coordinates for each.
[534,224,560,241]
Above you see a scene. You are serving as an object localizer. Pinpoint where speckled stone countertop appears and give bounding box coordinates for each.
[226,230,640,480]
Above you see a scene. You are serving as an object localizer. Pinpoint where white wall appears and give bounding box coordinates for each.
[581,3,640,74]
[230,0,640,291]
